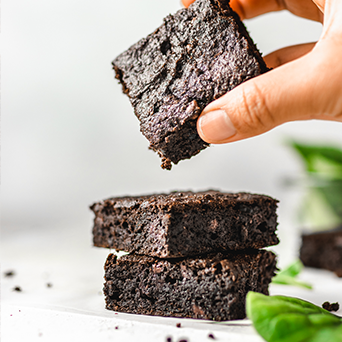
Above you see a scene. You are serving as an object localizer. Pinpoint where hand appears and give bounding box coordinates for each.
[183,0,342,144]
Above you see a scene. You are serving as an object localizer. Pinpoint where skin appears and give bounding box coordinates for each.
[181,0,342,144]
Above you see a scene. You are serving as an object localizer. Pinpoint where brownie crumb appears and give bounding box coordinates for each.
[13,286,22,292]
[46,283,53,288]
[208,333,215,339]
[4,270,16,277]
[176,323,181,328]
[322,301,340,312]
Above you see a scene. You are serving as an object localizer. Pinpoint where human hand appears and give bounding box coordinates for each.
[182,0,342,144]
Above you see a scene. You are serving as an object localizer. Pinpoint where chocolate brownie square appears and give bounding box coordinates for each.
[103,250,277,320]
[299,226,342,277]
[91,191,279,258]
[112,0,269,169]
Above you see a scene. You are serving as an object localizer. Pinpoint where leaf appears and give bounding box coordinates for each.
[299,186,342,230]
[272,260,313,289]
[289,141,342,228]
[272,274,313,290]
[276,259,303,278]
[290,142,342,178]
[247,292,342,342]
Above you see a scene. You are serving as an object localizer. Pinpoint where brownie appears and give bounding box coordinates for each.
[104,250,277,320]
[299,226,342,277]
[112,0,269,169]
[91,191,279,258]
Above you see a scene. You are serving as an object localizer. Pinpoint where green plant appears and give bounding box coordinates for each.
[291,142,342,178]
[272,260,312,289]
[247,292,342,342]
[290,142,342,229]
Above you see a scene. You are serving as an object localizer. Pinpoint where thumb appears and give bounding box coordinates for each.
[196,43,342,144]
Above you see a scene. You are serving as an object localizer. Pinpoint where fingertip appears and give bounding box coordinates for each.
[182,0,194,8]
[197,109,237,144]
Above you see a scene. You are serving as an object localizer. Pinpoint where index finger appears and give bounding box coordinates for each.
[181,0,283,19]
[182,0,323,22]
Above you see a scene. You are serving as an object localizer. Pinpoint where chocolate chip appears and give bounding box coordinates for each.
[115,326,119,330]
[13,286,22,292]
[4,270,16,277]
[208,333,215,339]
[176,323,181,328]
[46,283,53,288]
[166,337,172,342]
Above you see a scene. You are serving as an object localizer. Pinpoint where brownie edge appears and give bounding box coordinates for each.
[112,0,269,169]
[104,250,277,320]
[91,191,279,258]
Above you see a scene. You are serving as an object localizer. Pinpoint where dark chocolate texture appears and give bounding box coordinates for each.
[104,250,277,320]
[91,191,279,258]
[300,226,342,277]
[113,0,269,169]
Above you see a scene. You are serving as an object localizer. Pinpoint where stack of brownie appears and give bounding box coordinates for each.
[92,0,278,321]
[91,191,279,320]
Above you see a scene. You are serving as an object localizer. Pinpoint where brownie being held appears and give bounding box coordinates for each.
[113,0,268,169]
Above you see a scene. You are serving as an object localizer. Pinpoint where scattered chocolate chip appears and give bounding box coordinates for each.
[4,270,16,277]
[178,339,188,342]
[46,283,53,288]
[208,333,215,339]
[115,326,119,330]
[176,323,181,328]
[166,337,172,342]
[13,286,22,292]
[322,301,340,312]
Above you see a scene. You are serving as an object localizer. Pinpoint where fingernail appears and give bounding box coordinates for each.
[198,109,236,143]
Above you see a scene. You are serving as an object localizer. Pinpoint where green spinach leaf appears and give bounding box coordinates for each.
[290,142,342,179]
[289,141,342,228]
[247,292,342,342]
[272,260,312,289]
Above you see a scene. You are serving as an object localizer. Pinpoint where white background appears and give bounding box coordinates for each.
[2,1,342,341]
[2,0,342,233]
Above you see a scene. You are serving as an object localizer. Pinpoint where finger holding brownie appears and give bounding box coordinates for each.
[182,0,342,144]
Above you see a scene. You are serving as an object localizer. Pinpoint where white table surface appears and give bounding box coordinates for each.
[2,221,342,342]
